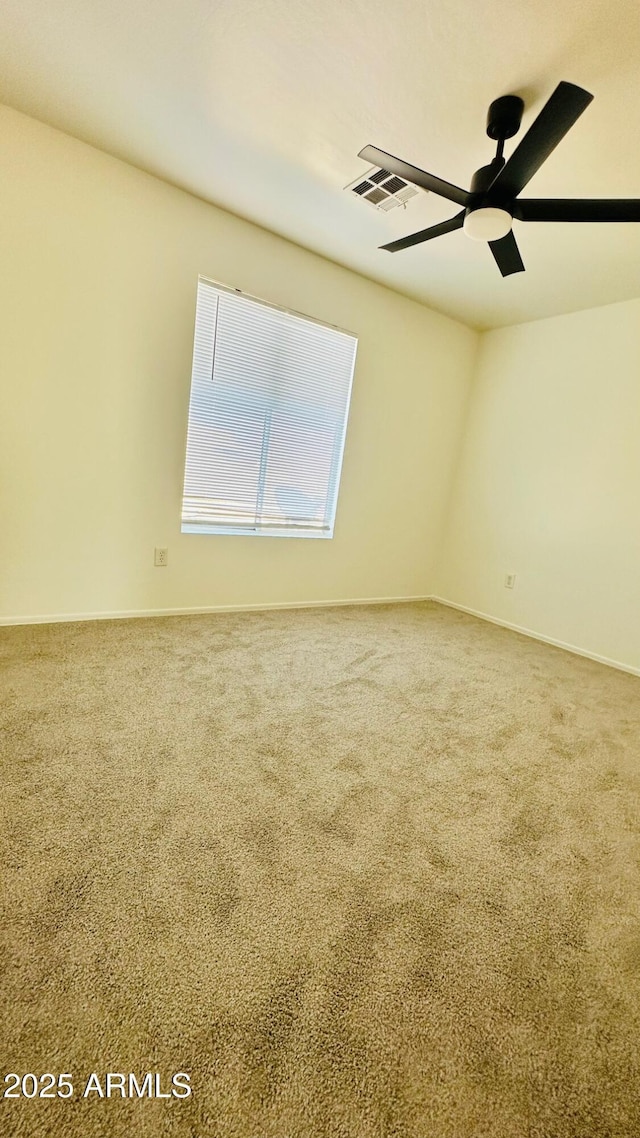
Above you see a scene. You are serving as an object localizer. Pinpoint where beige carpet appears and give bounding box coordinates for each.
[2,601,640,1138]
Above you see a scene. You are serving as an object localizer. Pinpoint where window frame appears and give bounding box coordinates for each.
[180,277,358,540]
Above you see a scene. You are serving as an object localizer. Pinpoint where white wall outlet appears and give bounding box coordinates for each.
[154,547,169,567]
[505,573,516,589]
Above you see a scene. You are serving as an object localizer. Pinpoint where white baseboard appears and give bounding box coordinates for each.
[0,594,432,628]
[431,595,640,678]
[3,594,638,679]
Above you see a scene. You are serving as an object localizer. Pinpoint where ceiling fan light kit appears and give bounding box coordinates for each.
[463,207,512,242]
[358,81,640,276]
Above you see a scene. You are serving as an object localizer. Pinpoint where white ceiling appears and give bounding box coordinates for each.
[2,0,640,329]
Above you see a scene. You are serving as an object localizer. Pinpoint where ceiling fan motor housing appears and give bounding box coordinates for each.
[465,160,513,241]
[470,160,504,195]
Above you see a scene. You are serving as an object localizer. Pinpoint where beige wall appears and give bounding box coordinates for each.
[435,299,640,672]
[0,105,477,622]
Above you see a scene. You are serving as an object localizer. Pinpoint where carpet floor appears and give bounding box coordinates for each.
[1,601,640,1138]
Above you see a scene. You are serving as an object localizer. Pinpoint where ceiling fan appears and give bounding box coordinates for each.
[359,82,640,276]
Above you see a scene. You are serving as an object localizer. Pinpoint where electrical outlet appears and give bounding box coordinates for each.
[154,547,168,567]
[505,573,516,589]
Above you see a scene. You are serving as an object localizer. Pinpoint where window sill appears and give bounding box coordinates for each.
[181,524,333,539]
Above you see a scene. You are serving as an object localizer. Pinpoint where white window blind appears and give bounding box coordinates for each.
[181,278,358,538]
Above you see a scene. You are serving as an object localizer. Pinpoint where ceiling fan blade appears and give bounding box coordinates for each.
[489,82,593,202]
[515,198,640,222]
[489,230,525,276]
[380,211,466,252]
[359,145,470,207]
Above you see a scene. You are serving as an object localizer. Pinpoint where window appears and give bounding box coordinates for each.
[181,278,358,538]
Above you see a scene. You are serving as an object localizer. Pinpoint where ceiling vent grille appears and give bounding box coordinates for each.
[345,167,420,211]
